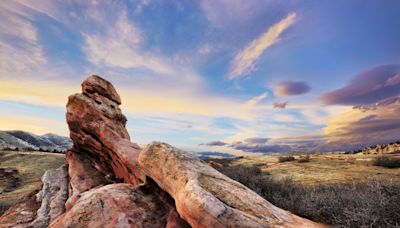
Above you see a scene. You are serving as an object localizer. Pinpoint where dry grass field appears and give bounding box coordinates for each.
[210,153,400,227]
[231,153,400,185]
[0,150,65,215]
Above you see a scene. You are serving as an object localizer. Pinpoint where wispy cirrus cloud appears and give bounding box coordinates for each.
[84,11,177,76]
[242,92,268,109]
[228,12,296,79]
[0,2,46,80]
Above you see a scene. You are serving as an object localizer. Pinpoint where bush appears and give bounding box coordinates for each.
[297,155,310,163]
[278,156,295,162]
[0,202,11,216]
[217,164,400,227]
[373,156,400,168]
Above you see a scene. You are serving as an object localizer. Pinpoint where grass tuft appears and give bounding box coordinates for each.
[278,156,295,162]
[373,156,400,168]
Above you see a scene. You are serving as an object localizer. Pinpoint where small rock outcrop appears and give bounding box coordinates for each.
[31,165,69,227]
[0,75,325,228]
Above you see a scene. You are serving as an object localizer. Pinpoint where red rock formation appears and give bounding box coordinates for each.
[50,184,187,228]
[0,75,327,228]
[140,142,324,228]
[66,75,145,186]
[64,150,112,210]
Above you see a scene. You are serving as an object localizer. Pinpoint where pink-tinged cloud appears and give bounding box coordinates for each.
[244,137,269,144]
[272,101,288,109]
[201,141,227,146]
[323,97,400,149]
[320,64,400,105]
[274,81,311,96]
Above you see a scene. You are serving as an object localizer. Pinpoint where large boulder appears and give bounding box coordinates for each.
[139,142,324,228]
[50,183,188,228]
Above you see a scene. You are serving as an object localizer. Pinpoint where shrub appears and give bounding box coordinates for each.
[297,155,310,163]
[0,202,11,216]
[373,156,400,168]
[278,156,295,162]
[216,164,400,227]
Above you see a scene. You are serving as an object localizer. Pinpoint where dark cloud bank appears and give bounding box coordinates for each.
[320,64,400,105]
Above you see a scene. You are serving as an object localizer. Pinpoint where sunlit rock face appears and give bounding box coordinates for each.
[66,75,145,186]
[139,142,323,228]
[0,75,324,228]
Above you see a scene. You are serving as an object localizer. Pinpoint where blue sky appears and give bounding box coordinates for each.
[1,0,400,155]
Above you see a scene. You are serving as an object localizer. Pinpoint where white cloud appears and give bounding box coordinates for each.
[228,12,296,79]
[84,12,176,75]
[0,3,46,80]
[242,92,268,108]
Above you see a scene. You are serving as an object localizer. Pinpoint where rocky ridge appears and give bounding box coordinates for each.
[361,142,400,154]
[0,131,72,151]
[0,75,325,227]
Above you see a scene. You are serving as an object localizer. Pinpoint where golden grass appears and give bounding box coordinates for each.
[232,153,400,185]
[0,150,65,207]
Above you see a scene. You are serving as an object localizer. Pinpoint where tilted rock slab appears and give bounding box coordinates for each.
[140,142,325,228]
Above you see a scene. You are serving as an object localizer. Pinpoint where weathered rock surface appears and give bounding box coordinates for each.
[140,142,324,228]
[50,183,188,228]
[64,150,112,210]
[0,190,40,228]
[31,164,69,227]
[361,142,400,154]
[1,75,326,228]
[66,75,145,186]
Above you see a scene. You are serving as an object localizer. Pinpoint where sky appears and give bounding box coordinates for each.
[1,0,400,155]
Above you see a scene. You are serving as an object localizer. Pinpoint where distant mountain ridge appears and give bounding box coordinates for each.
[196,151,236,160]
[0,130,72,151]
